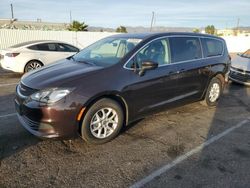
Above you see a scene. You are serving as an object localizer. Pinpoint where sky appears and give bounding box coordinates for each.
[0,0,250,29]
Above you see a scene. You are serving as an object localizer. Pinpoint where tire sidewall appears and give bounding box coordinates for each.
[205,77,222,106]
[81,98,124,144]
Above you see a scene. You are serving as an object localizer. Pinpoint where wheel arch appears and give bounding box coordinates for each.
[202,72,225,100]
[78,93,129,134]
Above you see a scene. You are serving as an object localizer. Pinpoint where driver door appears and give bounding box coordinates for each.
[124,38,180,118]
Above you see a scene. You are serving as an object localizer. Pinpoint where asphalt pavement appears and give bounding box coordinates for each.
[0,68,249,188]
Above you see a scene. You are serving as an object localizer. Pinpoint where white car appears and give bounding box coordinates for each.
[0,40,80,73]
[229,49,250,86]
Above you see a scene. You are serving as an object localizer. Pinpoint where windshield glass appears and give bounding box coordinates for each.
[72,37,142,67]
[241,49,250,58]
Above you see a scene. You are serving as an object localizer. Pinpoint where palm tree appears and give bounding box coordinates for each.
[68,20,88,31]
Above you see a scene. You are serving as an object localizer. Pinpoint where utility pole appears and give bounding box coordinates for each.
[150,11,155,32]
[236,18,240,30]
[69,10,72,24]
[10,4,14,20]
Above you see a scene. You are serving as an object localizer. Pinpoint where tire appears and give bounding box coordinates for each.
[202,77,222,106]
[81,98,124,144]
[24,60,43,73]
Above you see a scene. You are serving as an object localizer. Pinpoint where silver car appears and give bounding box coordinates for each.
[229,49,250,86]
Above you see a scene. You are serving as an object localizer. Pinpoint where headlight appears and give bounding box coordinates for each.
[30,88,72,104]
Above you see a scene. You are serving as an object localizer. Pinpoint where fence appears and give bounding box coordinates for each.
[0,29,250,52]
[0,29,113,50]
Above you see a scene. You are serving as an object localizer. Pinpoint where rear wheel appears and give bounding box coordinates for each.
[202,77,223,106]
[24,60,43,73]
[81,98,124,144]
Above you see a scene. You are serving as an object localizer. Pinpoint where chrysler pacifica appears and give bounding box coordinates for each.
[15,32,230,144]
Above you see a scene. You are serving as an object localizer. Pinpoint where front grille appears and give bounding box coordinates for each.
[22,115,40,131]
[231,67,250,74]
[21,115,54,132]
[230,71,250,82]
[18,83,38,97]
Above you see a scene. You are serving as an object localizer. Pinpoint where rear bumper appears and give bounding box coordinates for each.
[0,58,24,73]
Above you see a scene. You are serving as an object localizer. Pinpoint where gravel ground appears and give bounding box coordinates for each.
[0,67,249,188]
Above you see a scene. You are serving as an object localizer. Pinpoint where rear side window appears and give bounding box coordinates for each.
[201,38,223,57]
[169,37,202,63]
[36,44,50,51]
[57,43,79,52]
[29,43,57,51]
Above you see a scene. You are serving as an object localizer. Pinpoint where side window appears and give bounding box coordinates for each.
[47,43,57,51]
[202,38,223,57]
[126,38,170,68]
[57,43,79,52]
[169,37,202,63]
[35,44,49,51]
[34,43,57,51]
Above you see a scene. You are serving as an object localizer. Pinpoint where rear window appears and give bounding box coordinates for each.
[202,38,223,57]
[169,37,202,63]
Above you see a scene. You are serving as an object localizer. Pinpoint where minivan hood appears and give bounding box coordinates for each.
[231,55,250,71]
[21,59,103,89]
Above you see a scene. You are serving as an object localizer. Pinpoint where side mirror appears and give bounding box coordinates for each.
[139,61,158,76]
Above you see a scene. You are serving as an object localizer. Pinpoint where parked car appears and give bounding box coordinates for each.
[15,33,230,144]
[229,49,250,86]
[0,40,80,73]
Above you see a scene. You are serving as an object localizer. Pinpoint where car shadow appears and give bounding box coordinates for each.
[166,81,250,187]
[0,91,40,160]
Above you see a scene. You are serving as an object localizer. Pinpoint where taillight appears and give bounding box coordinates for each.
[5,53,20,57]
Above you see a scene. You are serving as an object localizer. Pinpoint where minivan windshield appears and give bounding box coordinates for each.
[72,37,142,67]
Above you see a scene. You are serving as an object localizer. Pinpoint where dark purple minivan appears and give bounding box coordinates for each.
[15,32,230,144]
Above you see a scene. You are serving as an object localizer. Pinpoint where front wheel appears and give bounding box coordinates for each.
[81,98,124,144]
[202,77,223,106]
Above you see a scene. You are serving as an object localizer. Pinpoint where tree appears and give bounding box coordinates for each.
[193,28,200,33]
[205,25,216,35]
[68,20,88,31]
[116,26,127,33]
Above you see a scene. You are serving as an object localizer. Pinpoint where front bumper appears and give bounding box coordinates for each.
[15,89,86,139]
[229,68,250,86]
[17,113,59,138]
